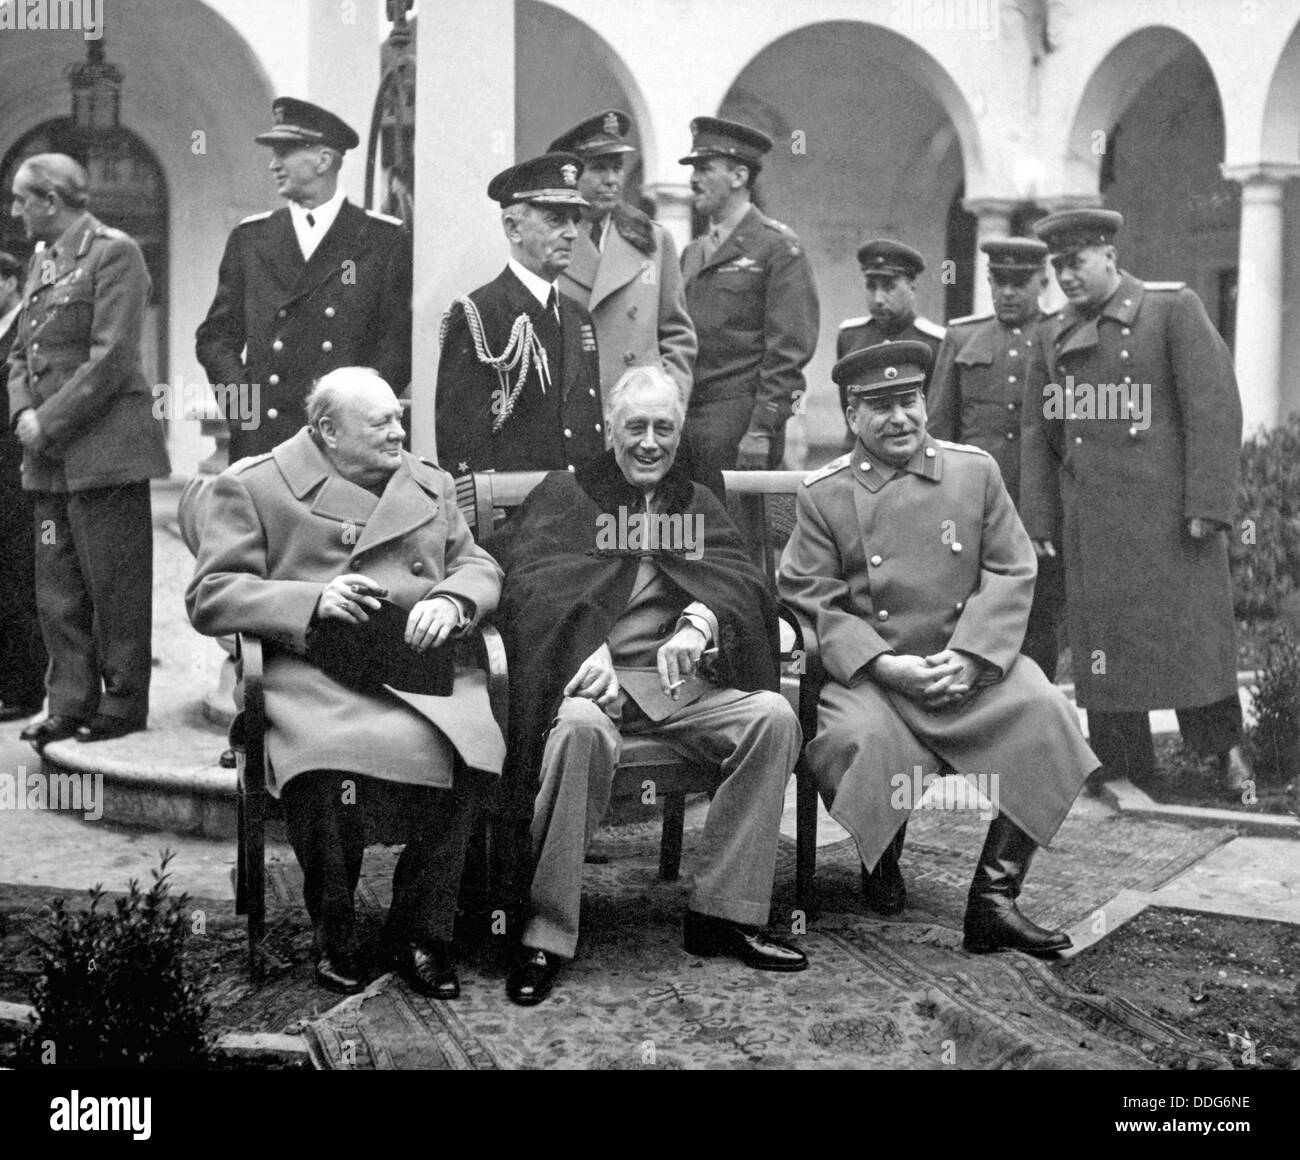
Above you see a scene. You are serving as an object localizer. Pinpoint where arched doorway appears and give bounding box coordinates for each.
[1,120,170,387]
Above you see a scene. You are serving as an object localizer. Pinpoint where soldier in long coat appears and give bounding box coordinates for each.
[927,238,1064,679]
[7,155,170,747]
[678,117,819,491]
[1021,210,1250,792]
[187,370,503,997]
[548,110,696,400]
[779,343,1098,957]
[196,98,412,462]
[435,153,604,476]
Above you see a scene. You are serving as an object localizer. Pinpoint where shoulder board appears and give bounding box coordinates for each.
[365,209,404,227]
[93,224,127,240]
[914,316,947,339]
[238,211,273,225]
[935,439,991,458]
[1143,281,1186,291]
[802,454,852,486]
[229,451,274,474]
[760,216,796,237]
[946,312,993,327]
[838,316,871,330]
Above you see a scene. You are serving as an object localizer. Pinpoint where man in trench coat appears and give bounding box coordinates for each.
[1021,209,1250,793]
[779,342,1098,957]
[548,110,696,400]
[187,369,504,998]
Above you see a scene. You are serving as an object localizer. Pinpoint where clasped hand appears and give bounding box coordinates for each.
[871,649,981,710]
[316,573,461,652]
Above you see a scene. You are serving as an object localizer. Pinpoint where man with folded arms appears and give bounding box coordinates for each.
[486,365,806,1006]
[187,368,503,997]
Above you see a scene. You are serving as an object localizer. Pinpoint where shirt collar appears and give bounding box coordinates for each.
[0,301,21,336]
[710,199,751,248]
[288,186,347,233]
[508,257,557,308]
[851,433,943,493]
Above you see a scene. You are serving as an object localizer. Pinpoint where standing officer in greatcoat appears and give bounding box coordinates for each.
[7,154,170,746]
[196,98,412,462]
[927,238,1065,679]
[779,343,1097,955]
[1021,209,1251,794]
[836,239,944,448]
[678,117,819,492]
[547,110,696,401]
[434,153,605,476]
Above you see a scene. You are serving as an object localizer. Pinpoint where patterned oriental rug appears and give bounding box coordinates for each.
[298,805,1231,1070]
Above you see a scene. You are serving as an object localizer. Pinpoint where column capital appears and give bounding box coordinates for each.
[1220,162,1300,187]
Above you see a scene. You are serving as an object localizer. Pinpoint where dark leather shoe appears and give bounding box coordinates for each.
[963,900,1072,958]
[0,701,43,723]
[507,947,563,1006]
[393,941,461,1000]
[861,857,906,916]
[74,715,145,743]
[315,953,365,995]
[20,715,84,747]
[683,910,808,972]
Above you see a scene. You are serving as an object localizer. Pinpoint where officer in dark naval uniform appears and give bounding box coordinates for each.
[927,237,1064,679]
[836,239,944,445]
[1021,209,1252,795]
[435,153,605,476]
[679,117,819,492]
[196,98,412,462]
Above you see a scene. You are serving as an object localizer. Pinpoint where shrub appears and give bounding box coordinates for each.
[1248,628,1300,788]
[1231,413,1300,621]
[19,851,212,1069]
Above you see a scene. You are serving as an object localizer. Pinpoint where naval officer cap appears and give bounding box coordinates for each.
[254,97,360,152]
[857,239,925,278]
[833,341,933,399]
[488,152,590,207]
[982,236,1048,274]
[548,110,636,158]
[1033,208,1124,255]
[678,116,773,168]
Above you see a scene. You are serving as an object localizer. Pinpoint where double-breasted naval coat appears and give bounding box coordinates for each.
[196,201,412,462]
[186,429,504,797]
[557,201,696,399]
[435,266,605,475]
[777,434,1097,868]
[1019,272,1241,712]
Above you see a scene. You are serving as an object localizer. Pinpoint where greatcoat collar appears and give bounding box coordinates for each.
[1054,270,1144,359]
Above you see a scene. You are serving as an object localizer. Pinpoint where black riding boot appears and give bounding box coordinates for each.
[861,819,908,915]
[962,814,1070,957]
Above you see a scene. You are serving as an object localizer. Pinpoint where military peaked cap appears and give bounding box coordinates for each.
[254,98,360,152]
[488,152,589,207]
[679,116,772,167]
[548,110,636,158]
[833,340,933,398]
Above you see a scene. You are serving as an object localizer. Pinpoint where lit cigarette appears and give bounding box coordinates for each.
[667,679,687,692]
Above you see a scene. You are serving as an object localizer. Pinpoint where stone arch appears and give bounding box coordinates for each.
[1259,15,1300,164]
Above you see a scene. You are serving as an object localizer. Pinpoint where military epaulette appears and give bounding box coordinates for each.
[914,316,947,339]
[1143,281,1186,291]
[365,209,405,227]
[935,438,991,459]
[838,316,871,330]
[802,454,852,486]
[946,311,993,327]
[229,451,275,473]
[611,201,656,256]
[238,211,273,225]
[93,224,127,241]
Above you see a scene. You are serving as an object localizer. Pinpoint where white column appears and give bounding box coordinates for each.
[1222,163,1300,435]
[412,0,515,458]
[643,182,694,253]
[961,197,1016,315]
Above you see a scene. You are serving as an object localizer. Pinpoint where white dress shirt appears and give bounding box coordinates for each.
[288,186,347,261]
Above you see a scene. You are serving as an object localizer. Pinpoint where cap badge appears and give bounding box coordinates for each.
[884,367,898,380]
[603,113,620,136]
[561,163,578,186]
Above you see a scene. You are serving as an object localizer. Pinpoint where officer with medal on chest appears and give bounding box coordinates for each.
[927,237,1065,680]
[196,98,413,462]
[434,153,604,477]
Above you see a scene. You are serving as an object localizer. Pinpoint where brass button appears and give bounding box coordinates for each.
[859,461,872,471]
[1012,328,1021,336]
[564,428,573,438]
[272,339,283,353]
[628,306,638,318]
[567,464,575,472]
[1120,349,1130,359]
[1009,349,1018,358]
[925,447,936,458]
[277,309,287,319]
[322,340,333,353]
[411,561,425,575]
[1074,435,1083,445]
[1006,403,1016,411]
[588,388,597,397]
[1121,327,1131,336]
[1129,425,1138,437]
[870,554,883,567]
[595,423,602,432]
[955,600,965,611]
[325,307,336,318]
[623,352,636,365]
[951,542,963,553]
[266,407,279,420]
[876,609,889,622]
[268,374,280,386]
[1008,375,1017,383]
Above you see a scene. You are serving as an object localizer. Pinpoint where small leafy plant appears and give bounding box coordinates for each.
[19,851,212,1069]
[1248,628,1300,788]
[1231,414,1300,622]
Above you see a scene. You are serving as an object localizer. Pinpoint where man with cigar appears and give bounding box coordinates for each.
[486,365,806,1007]
[187,368,503,997]
[197,98,412,462]
[779,342,1097,954]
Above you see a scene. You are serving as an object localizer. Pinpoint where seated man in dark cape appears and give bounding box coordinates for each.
[485,365,807,1006]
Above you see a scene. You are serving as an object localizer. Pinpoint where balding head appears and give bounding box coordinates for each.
[12,153,91,245]
[306,368,406,489]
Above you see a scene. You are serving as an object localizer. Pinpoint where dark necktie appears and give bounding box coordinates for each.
[546,287,560,325]
[590,219,603,250]
[306,212,316,229]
